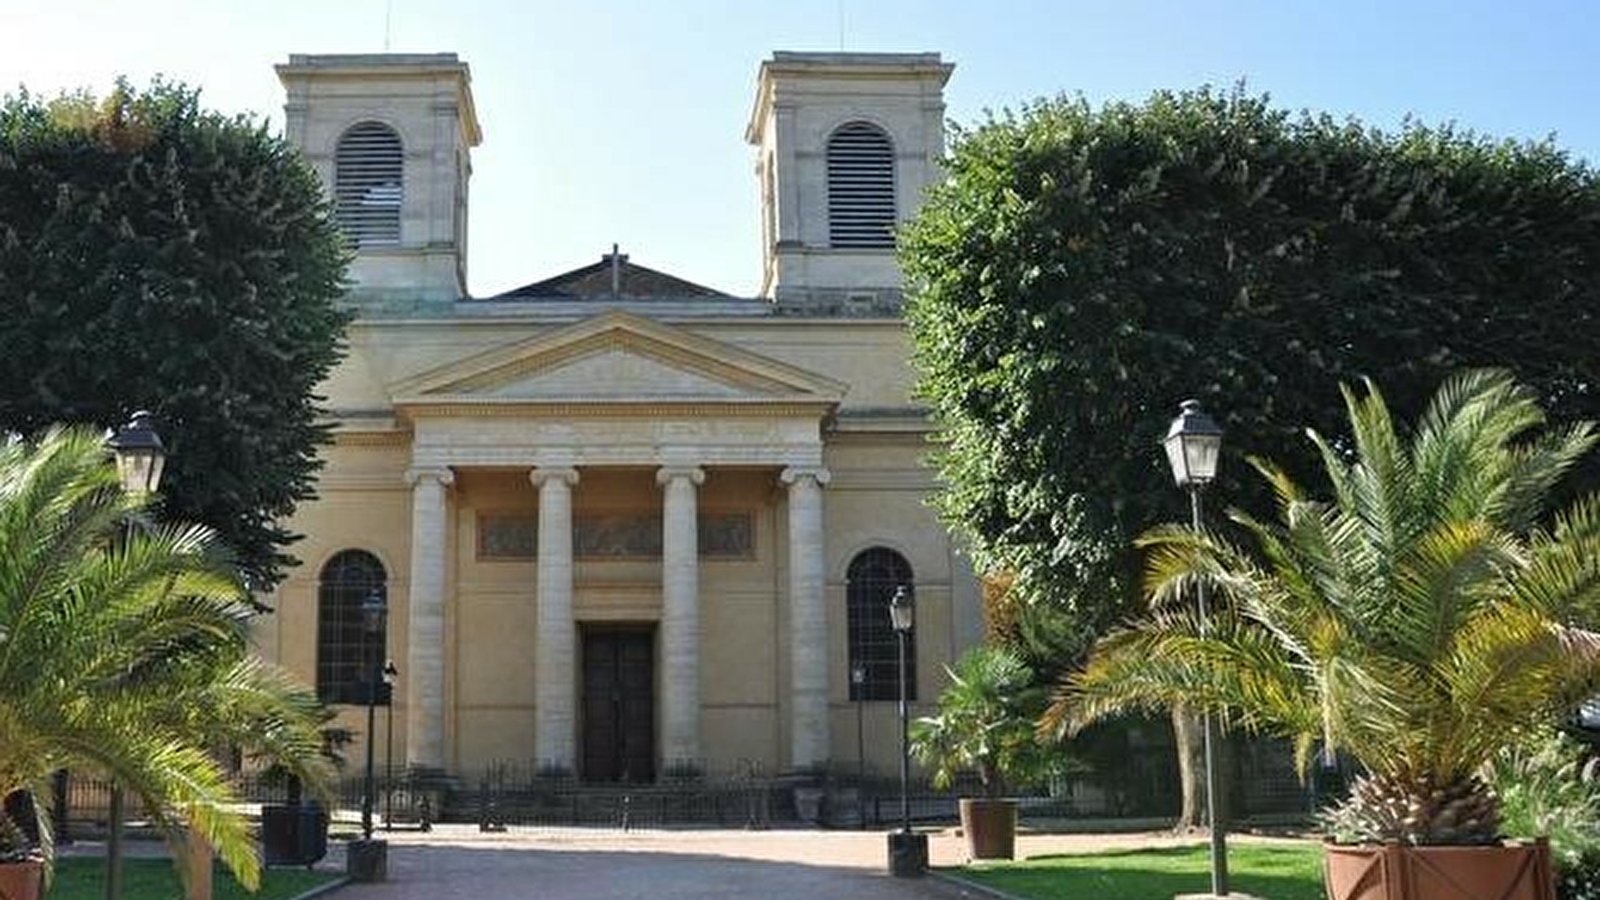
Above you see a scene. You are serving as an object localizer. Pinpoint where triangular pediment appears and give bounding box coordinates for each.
[391,311,847,406]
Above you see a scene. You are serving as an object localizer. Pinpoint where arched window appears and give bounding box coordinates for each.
[846,547,915,701]
[317,550,389,705]
[826,121,896,249]
[334,122,403,247]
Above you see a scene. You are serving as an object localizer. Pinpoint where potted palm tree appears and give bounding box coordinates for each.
[912,645,1052,859]
[1046,371,1600,900]
[0,426,332,899]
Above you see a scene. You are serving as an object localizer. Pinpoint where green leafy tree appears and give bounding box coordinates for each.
[902,86,1600,822]
[0,426,332,884]
[1048,371,1600,845]
[0,80,350,586]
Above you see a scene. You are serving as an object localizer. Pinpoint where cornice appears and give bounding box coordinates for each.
[333,430,410,447]
[397,399,836,419]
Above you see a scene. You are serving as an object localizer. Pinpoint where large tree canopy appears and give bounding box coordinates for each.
[902,86,1600,660]
[0,81,350,585]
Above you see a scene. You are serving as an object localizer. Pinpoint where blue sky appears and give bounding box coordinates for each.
[3,1,1595,297]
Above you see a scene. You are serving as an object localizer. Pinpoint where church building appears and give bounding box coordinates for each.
[253,50,983,783]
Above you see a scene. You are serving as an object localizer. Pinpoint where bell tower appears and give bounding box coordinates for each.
[278,53,482,303]
[746,52,953,306]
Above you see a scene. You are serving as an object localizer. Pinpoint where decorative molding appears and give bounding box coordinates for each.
[390,310,848,400]
[699,511,755,559]
[450,333,784,395]
[656,465,706,487]
[528,467,580,488]
[825,430,933,447]
[316,473,413,491]
[574,514,661,559]
[333,430,410,447]
[471,510,755,561]
[477,513,537,560]
[830,406,936,434]
[404,466,455,488]
[399,399,835,419]
[409,444,824,469]
[825,469,939,491]
[780,466,832,488]
[575,606,662,623]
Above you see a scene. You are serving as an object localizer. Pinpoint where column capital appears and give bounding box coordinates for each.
[529,467,580,488]
[404,466,455,488]
[780,466,831,488]
[656,465,706,487]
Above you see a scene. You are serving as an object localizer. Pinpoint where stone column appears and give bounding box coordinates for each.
[403,466,454,772]
[657,465,705,772]
[530,466,580,774]
[781,466,831,770]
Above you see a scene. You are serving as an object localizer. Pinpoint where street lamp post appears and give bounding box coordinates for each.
[885,584,927,877]
[851,660,866,815]
[348,587,389,882]
[104,411,166,900]
[1164,399,1230,898]
[382,659,398,831]
[360,588,386,841]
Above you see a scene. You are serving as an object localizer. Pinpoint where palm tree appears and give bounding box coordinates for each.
[912,646,1052,798]
[0,426,331,886]
[1045,370,1600,845]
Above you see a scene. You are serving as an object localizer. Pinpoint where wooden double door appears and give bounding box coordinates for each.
[580,626,655,783]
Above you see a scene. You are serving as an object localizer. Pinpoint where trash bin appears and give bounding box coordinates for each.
[261,802,327,867]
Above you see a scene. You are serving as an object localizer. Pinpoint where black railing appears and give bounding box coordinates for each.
[49,770,436,840]
[465,760,777,830]
[42,736,1344,837]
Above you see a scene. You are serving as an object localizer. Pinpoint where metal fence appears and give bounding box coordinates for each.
[49,769,436,841]
[457,736,1341,832]
[42,733,1348,838]
[465,760,778,830]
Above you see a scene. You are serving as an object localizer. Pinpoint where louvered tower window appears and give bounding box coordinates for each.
[334,122,403,247]
[827,122,896,248]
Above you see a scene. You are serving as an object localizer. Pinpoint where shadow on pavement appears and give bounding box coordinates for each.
[330,840,985,900]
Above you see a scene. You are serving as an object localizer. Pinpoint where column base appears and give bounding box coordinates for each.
[887,831,928,877]
[346,838,387,882]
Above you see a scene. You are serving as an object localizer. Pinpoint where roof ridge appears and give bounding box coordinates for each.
[490,253,731,300]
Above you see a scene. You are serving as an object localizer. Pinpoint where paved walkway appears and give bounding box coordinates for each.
[322,825,1293,900]
[330,827,977,900]
[66,824,1303,899]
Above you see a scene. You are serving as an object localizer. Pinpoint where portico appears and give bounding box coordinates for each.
[392,312,844,777]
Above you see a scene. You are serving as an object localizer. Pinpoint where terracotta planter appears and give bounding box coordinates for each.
[1324,840,1555,900]
[0,859,43,900]
[958,797,1018,860]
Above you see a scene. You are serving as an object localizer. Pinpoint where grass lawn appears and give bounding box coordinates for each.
[44,857,338,900]
[952,841,1326,900]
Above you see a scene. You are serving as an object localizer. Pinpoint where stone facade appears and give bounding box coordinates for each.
[250,51,983,782]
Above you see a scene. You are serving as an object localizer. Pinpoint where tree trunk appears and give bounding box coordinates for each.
[1172,706,1207,830]
[179,829,213,900]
